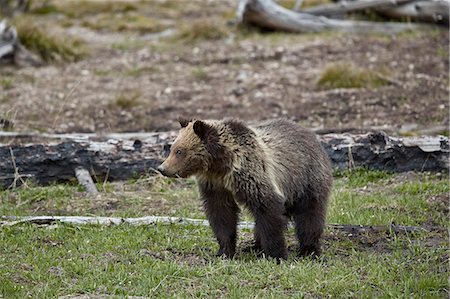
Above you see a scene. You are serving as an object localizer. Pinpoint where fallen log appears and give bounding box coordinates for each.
[0,215,430,234]
[377,0,449,24]
[301,0,413,17]
[0,19,42,66]
[302,0,449,24]
[237,0,420,34]
[0,131,447,188]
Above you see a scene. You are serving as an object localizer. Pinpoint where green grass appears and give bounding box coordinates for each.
[317,63,391,89]
[0,224,447,298]
[0,170,448,298]
[0,77,14,90]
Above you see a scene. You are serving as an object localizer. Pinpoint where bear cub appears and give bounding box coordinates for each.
[157,118,332,260]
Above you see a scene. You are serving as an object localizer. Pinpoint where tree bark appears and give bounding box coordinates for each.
[237,0,421,34]
[302,0,449,24]
[0,131,448,188]
[302,0,413,17]
[377,0,449,24]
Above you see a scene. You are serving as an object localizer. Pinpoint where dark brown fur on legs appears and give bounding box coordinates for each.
[200,181,240,258]
[252,201,288,261]
[291,191,327,257]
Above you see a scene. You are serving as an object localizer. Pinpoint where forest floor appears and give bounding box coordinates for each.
[0,0,448,134]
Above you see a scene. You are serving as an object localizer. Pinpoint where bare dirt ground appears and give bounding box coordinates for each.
[0,0,448,135]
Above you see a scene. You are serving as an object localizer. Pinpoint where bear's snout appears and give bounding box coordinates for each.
[157,164,168,177]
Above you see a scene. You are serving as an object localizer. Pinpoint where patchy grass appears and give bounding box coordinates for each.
[317,63,391,89]
[13,17,87,63]
[111,90,142,109]
[0,77,14,90]
[191,67,209,81]
[278,0,333,9]
[176,20,229,43]
[0,170,448,298]
[126,66,160,77]
[94,66,160,78]
[236,26,337,46]
[31,1,137,18]
[81,13,167,33]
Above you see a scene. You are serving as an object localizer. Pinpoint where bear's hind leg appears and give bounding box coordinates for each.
[292,194,326,257]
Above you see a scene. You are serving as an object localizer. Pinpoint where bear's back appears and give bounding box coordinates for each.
[250,119,332,204]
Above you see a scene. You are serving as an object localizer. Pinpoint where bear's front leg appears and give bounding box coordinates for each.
[199,183,240,258]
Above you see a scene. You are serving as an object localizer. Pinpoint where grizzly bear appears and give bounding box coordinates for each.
[157,118,332,261]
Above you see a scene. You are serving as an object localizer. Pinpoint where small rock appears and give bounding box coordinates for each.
[48,266,65,276]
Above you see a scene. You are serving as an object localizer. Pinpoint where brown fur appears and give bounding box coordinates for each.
[158,118,333,261]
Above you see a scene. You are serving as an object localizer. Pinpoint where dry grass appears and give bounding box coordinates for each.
[0,77,14,90]
[278,0,333,9]
[111,90,142,109]
[317,63,390,89]
[176,19,229,43]
[31,0,137,17]
[13,17,87,63]
[81,13,167,33]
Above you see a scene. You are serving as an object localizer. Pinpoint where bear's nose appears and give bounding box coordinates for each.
[157,164,165,175]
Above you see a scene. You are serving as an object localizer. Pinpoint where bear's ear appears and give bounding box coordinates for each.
[193,120,211,140]
[178,116,192,128]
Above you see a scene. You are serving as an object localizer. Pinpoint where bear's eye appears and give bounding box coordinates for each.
[175,149,183,156]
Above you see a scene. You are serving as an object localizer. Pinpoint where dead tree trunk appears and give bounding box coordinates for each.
[0,131,447,188]
[377,0,449,24]
[237,0,421,34]
[0,20,42,66]
[302,0,449,24]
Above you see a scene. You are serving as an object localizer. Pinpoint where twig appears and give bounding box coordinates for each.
[8,147,28,189]
[1,215,431,233]
[75,167,99,195]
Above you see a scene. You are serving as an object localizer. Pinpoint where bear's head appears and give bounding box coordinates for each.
[157,117,228,178]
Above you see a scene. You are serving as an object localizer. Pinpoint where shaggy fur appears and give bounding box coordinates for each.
[158,118,332,260]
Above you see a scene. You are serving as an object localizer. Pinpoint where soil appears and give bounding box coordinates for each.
[0,0,448,134]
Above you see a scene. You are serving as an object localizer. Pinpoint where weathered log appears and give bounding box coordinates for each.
[377,0,449,24]
[0,19,42,66]
[302,0,449,24]
[0,131,447,188]
[0,20,16,60]
[0,215,430,234]
[301,0,413,17]
[237,0,421,34]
